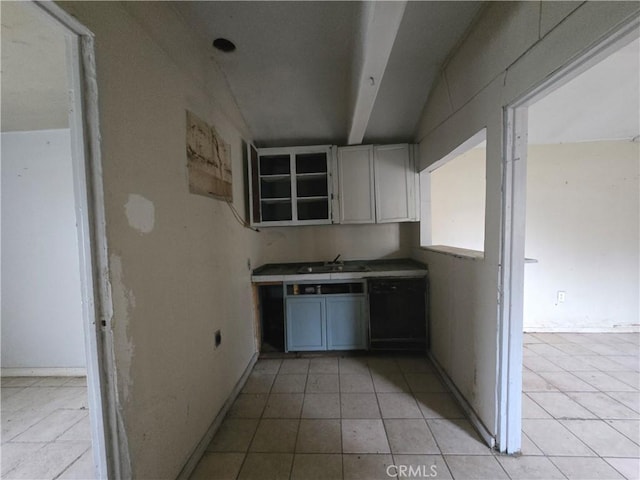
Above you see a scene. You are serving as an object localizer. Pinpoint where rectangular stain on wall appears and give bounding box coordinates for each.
[186,110,232,201]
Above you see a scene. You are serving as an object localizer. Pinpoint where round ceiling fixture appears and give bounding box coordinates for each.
[213,38,236,53]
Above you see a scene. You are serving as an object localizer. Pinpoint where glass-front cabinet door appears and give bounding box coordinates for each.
[249,145,333,226]
[259,153,292,222]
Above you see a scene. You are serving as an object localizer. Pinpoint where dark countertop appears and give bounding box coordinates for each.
[252,258,428,282]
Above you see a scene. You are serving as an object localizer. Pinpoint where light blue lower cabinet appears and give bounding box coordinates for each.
[326,297,367,350]
[286,295,366,351]
[286,297,327,351]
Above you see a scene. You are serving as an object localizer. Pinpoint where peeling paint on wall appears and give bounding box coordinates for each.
[110,253,136,402]
[125,194,155,234]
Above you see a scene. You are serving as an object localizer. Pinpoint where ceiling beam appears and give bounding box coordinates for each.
[347,1,407,145]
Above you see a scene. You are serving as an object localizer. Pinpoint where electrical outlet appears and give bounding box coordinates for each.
[214,330,222,348]
[557,291,566,303]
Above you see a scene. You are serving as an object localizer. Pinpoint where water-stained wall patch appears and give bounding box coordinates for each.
[125,194,155,234]
[186,110,232,201]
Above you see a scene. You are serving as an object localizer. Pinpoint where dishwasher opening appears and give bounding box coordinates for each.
[368,277,427,351]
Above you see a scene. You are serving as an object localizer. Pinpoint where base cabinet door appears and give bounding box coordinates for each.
[286,297,326,351]
[326,297,366,350]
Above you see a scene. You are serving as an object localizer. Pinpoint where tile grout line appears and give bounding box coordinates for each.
[601,456,638,479]
[234,358,282,479]
[285,364,306,480]
[570,369,638,393]
[370,358,393,460]
[539,456,571,480]
[603,420,640,447]
[52,443,93,480]
[1,439,49,478]
[525,390,601,421]
[418,378,456,480]
[51,410,91,443]
[532,337,631,463]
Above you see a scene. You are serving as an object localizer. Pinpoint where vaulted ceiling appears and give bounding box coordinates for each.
[173,1,483,147]
[2,1,638,147]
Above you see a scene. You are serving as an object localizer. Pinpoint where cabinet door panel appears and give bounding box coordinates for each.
[286,298,326,351]
[249,144,261,224]
[326,297,366,350]
[251,145,333,226]
[374,144,414,223]
[338,146,375,224]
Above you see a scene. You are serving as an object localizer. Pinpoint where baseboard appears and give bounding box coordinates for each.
[427,352,496,449]
[1,367,87,377]
[524,326,639,333]
[176,351,259,480]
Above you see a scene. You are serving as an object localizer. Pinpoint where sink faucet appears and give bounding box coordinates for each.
[327,254,342,265]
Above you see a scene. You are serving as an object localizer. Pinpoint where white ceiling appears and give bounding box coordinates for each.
[175,1,359,147]
[2,2,638,147]
[173,1,482,147]
[1,2,69,132]
[528,37,640,145]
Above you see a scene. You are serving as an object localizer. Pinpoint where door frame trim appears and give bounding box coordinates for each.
[34,2,124,477]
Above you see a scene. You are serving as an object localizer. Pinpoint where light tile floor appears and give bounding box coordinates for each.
[1,376,94,479]
[192,333,639,480]
[521,332,640,480]
[4,333,636,479]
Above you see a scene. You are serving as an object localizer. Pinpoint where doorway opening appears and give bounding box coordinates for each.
[499,17,640,459]
[1,2,114,478]
[520,36,639,470]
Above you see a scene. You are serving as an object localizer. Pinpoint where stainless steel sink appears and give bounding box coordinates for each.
[296,264,371,274]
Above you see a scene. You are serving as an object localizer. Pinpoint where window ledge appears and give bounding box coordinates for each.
[420,245,484,260]
[420,245,538,263]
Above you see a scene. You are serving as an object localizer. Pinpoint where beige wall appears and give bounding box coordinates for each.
[525,141,639,332]
[58,3,259,478]
[430,147,486,251]
[254,222,418,264]
[413,1,640,444]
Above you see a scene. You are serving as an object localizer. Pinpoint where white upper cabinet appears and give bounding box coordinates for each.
[248,143,418,226]
[248,145,334,226]
[374,144,418,223]
[336,145,376,224]
[336,143,419,224]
